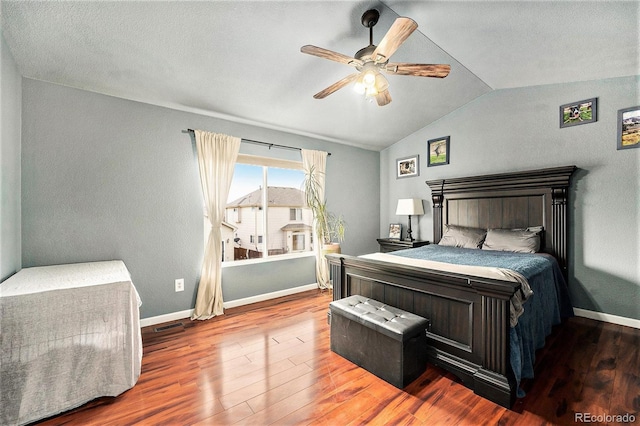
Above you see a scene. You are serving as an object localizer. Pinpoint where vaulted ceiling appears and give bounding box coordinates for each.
[2,1,638,150]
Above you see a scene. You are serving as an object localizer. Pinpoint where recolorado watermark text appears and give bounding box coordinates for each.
[575,412,636,423]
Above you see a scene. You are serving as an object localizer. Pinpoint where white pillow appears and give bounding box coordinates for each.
[482,228,542,253]
[438,225,487,249]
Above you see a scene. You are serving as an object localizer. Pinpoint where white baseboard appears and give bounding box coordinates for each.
[573,308,640,329]
[222,283,318,309]
[139,283,318,328]
[140,309,193,328]
[141,294,639,330]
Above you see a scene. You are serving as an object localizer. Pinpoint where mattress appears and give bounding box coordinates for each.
[0,260,142,425]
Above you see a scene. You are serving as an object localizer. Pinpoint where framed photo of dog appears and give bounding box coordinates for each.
[560,98,597,128]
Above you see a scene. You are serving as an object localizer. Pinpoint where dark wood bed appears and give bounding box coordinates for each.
[327,165,576,408]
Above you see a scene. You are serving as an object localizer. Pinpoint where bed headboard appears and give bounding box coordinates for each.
[426,165,577,277]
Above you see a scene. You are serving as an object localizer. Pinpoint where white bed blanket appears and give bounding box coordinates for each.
[0,261,142,425]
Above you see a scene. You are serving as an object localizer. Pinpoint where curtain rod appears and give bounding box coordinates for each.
[183,129,331,156]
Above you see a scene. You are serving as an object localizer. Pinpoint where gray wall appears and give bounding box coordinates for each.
[21,79,380,319]
[381,76,640,320]
[1,32,22,281]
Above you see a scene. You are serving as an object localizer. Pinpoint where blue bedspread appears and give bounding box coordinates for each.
[391,244,573,397]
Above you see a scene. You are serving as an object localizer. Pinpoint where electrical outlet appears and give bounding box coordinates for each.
[175,278,184,292]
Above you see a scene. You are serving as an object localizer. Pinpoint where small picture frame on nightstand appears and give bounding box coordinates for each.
[388,223,402,239]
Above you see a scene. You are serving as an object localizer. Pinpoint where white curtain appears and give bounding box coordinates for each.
[191,130,241,320]
[301,149,330,289]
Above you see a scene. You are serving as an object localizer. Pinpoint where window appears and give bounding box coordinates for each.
[290,208,302,221]
[218,154,313,263]
[248,235,263,244]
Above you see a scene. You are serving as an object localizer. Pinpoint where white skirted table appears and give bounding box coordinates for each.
[0,260,142,425]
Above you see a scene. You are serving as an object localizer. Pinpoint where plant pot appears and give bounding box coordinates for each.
[321,243,341,258]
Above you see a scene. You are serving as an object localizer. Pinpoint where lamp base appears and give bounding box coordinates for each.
[404,215,414,242]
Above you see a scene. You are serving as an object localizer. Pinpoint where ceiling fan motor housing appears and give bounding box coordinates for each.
[354,45,376,62]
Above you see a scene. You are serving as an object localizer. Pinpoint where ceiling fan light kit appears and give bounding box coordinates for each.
[301,9,451,106]
[353,64,388,97]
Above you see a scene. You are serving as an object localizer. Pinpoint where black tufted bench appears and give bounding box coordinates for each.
[329,295,429,388]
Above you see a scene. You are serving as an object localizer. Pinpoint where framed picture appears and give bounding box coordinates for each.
[427,136,450,167]
[617,105,640,150]
[560,98,597,128]
[388,223,402,239]
[396,155,419,179]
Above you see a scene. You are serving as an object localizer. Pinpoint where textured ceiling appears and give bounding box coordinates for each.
[2,1,638,151]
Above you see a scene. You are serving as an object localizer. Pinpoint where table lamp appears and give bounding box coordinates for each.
[395,198,424,242]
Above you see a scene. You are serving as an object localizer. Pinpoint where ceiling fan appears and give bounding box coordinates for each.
[301,9,450,106]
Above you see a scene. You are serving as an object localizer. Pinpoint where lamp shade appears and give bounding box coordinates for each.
[395,198,424,216]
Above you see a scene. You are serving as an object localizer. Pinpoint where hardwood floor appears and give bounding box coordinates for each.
[36,290,639,425]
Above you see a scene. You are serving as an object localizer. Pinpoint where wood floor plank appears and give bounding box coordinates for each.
[543,317,604,422]
[274,365,371,425]
[32,290,639,426]
[512,319,581,422]
[221,362,314,410]
[307,386,381,425]
[348,390,418,425]
[193,402,254,426]
[578,323,620,416]
[609,325,640,415]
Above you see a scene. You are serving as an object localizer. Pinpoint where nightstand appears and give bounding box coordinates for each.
[376,239,430,253]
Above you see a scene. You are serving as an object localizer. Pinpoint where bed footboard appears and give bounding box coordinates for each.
[327,254,518,408]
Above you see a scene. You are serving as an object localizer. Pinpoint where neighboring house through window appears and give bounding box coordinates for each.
[213,153,314,263]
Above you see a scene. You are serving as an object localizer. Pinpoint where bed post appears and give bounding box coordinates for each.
[328,255,346,301]
[429,180,445,244]
[551,186,570,279]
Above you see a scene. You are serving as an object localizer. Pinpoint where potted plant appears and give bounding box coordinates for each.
[303,166,346,256]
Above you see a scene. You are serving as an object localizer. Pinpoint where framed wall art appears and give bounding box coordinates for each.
[396,155,419,178]
[560,98,597,128]
[617,105,640,150]
[427,136,450,167]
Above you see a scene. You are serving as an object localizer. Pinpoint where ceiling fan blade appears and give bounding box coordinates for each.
[385,63,451,78]
[371,17,418,64]
[375,89,392,106]
[313,73,360,99]
[301,45,362,67]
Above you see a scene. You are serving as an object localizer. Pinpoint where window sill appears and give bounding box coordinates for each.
[221,251,316,268]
